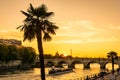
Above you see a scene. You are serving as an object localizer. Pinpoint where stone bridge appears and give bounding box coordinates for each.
[35,57,120,69]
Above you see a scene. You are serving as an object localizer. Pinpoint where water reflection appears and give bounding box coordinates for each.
[90,63,100,69]
[74,63,101,77]
[0,63,119,80]
[75,64,83,69]
[33,68,40,75]
[74,63,100,69]
[106,63,119,71]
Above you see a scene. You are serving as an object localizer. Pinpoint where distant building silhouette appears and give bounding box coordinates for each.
[0,39,22,46]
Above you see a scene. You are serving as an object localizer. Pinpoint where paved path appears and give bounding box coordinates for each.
[96,71,120,80]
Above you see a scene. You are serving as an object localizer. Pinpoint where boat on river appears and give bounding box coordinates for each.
[48,68,74,75]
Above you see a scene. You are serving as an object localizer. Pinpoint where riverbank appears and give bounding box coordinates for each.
[0,65,33,75]
[0,67,119,80]
[96,71,120,80]
[84,69,120,80]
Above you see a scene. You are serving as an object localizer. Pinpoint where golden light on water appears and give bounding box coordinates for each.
[75,64,84,69]
[74,63,118,70]
[106,63,119,71]
[90,63,100,69]
[33,68,40,75]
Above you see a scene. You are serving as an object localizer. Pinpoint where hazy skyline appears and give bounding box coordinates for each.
[1,0,120,57]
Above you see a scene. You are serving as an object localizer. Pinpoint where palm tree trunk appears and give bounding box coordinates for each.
[112,56,114,73]
[36,32,45,80]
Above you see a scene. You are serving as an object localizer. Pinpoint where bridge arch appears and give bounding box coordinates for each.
[84,60,100,69]
[35,58,120,69]
[104,62,119,70]
[46,61,54,67]
[57,61,67,67]
[70,61,82,68]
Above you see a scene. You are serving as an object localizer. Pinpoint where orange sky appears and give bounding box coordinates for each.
[1,0,120,57]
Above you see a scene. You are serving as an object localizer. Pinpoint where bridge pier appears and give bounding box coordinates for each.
[100,63,106,70]
[84,63,90,69]
[84,65,90,69]
[100,65,105,70]
[68,65,75,68]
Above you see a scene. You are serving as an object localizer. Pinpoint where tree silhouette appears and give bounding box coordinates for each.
[107,51,118,72]
[0,44,9,62]
[17,3,58,80]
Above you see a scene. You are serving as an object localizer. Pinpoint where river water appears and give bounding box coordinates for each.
[0,63,119,80]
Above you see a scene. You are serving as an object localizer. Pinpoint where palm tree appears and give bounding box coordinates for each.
[17,3,58,80]
[107,51,118,73]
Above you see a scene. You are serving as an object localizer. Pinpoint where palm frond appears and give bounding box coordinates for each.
[43,33,52,41]
[27,3,36,16]
[41,4,47,13]
[16,25,23,29]
[23,25,36,42]
[43,20,58,34]
[30,3,35,12]
[37,4,51,18]
[45,12,54,18]
[21,11,31,17]
[18,3,58,43]
[107,51,118,59]
[51,24,59,29]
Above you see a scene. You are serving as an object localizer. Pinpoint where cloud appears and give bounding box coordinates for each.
[107,24,120,30]
[1,20,120,44]
[87,37,119,43]
[52,40,84,44]
[0,29,22,40]
[54,20,120,44]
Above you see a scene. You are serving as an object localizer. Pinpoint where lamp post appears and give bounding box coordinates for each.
[70,49,72,57]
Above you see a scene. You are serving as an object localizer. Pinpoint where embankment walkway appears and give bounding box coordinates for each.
[96,71,120,80]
